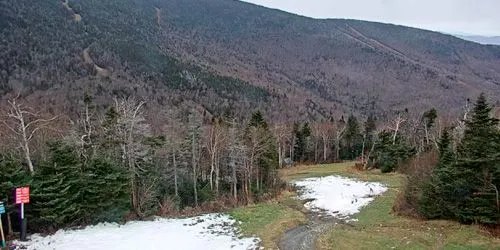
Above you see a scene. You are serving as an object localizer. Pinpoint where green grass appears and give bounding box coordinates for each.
[312,163,500,250]
[229,192,306,249]
[231,162,500,249]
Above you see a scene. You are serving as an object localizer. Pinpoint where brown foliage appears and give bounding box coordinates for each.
[393,151,439,217]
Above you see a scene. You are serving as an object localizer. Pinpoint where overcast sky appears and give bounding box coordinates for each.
[241,0,500,36]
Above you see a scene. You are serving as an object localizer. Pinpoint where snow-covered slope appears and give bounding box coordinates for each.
[294,176,387,219]
[15,214,259,250]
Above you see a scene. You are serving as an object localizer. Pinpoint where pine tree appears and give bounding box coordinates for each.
[454,93,500,224]
[418,128,458,219]
[343,115,362,160]
[0,154,30,234]
[31,142,85,229]
[370,130,415,173]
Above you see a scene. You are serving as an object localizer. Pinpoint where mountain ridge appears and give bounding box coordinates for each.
[1,0,500,120]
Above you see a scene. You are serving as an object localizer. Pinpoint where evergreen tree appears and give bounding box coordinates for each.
[419,94,500,225]
[418,128,458,219]
[422,108,438,150]
[31,142,85,229]
[370,130,415,173]
[343,115,362,160]
[293,123,311,162]
[454,94,500,224]
[0,154,30,233]
[246,111,279,196]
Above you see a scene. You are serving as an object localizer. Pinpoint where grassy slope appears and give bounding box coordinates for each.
[231,163,500,249]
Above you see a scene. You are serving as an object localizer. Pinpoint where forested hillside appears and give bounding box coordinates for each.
[2,0,500,121]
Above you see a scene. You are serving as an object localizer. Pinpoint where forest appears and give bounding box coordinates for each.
[0,92,498,237]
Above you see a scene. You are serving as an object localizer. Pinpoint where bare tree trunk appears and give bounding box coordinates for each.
[215,155,220,194]
[3,98,56,174]
[278,144,282,168]
[173,148,178,197]
[493,184,499,213]
[364,141,376,170]
[314,140,318,163]
[192,133,198,207]
[361,134,366,164]
[232,163,237,200]
[335,139,340,162]
[323,139,328,162]
[210,153,215,191]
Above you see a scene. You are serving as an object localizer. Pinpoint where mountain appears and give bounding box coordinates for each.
[2,0,500,121]
[455,35,500,45]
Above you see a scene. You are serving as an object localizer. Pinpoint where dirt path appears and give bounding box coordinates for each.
[278,198,347,250]
[62,0,82,22]
[83,47,110,77]
[155,7,162,28]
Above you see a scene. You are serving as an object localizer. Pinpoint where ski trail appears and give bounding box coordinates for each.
[62,0,82,22]
[83,48,110,77]
[155,7,162,28]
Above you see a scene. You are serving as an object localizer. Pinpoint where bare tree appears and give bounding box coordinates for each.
[204,118,227,193]
[318,121,334,162]
[65,95,98,164]
[388,112,407,145]
[164,121,185,197]
[113,97,151,215]
[271,123,291,167]
[1,96,57,174]
[333,118,347,162]
[187,110,202,207]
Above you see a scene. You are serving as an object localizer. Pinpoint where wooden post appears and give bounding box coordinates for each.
[0,216,5,247]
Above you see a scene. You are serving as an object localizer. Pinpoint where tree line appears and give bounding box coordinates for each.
[1,92,498,235]
[0,95,283,233]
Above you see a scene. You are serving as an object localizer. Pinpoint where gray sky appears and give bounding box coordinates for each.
[241,0,500,36]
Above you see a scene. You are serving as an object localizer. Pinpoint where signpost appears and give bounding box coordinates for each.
[0,201,5,247]
[15,186,30,241]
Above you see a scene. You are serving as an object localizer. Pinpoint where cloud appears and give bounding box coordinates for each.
[241,0,500,36]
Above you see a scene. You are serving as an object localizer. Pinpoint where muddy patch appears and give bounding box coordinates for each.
[278,198,348,250]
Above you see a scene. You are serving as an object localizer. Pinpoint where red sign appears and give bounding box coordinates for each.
[15,187,30,204]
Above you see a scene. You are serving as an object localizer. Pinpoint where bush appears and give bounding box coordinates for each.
[393,151,438,217]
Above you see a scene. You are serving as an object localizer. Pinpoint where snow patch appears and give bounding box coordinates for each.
[294,176,387,219]
[15,214,259,250]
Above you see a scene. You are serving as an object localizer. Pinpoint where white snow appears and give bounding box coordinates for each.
[294,175,387,219]
[15,214,259,250]
[15,175,386,249]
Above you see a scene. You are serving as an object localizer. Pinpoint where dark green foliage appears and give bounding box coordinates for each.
[31,142,85,229]
[453,94,500,224]
[370,131,415,173]
[247,111,279,196]
[83,158,129,222]
[293,123,311,162]
[342,115,363,160]
[30,142,130,230]
[418,94,500,225]
[418,129,458,219]
[248,111,268,129]
[422,108,438,131]
[0,155,30,215]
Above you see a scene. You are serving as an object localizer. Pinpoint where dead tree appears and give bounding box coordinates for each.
[113,97,151,216]
[333,119,347,162]
[2,96,57,174]
[388,112,407,145]
[204,118,226,193]
[271,124,290,167]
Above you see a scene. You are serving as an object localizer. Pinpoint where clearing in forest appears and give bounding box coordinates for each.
[231,163,500,250]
